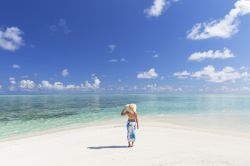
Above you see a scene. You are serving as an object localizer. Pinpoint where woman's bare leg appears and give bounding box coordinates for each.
[131,142,134,147]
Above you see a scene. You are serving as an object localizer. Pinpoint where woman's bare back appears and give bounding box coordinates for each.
[127,111,137,120]
[121,104,139,129]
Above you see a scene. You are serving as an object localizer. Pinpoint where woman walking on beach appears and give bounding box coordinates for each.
[121,104,139,147]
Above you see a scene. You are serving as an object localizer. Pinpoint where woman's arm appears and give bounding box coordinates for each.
[135,113,139,129]
[121,108,128,116]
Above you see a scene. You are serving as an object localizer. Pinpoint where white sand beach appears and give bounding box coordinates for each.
[1,118,250,166]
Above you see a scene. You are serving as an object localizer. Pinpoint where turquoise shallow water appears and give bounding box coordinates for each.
[1,94,250,139]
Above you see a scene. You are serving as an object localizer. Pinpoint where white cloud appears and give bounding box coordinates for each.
[191,66,240,83]
[144,84,182,92]
[38,75,101,91]
[12,64,21,69]
[38,81,71,90]
[195,85,250,93]
[49,18,72,34]
[92,76,101,89]
[0,84,2,90]
[108,58,126,63]
[20,80,36,89]
[174,65,249,83]
[240,66,248,70]
[39,80,53,90]
[144,0,168,17]
[8,77,16,91]
[0,27,24,51]
[81,75,101,90]
[61,69,69,77]
[173,70,190,79]
[65,84,81,90]
[218,86,250,93]
[4,75,102,92]
[105,84,182,92]
[53,82,65,90]
[137,68,159,79]
[108,44,116,53]
[120,58,126,62]
[108,59,118,63]
[153,54,159,58]
[188,48,235,61]
[187,0,250,40]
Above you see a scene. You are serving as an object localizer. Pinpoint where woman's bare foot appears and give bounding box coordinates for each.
[131,142,134,147]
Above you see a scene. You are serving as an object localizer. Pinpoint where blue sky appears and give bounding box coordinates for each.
[1,0,250,93]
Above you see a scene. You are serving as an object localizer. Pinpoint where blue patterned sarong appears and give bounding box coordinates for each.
[127,121,136,142]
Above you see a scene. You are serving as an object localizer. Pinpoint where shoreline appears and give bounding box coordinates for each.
[0,118,122,143]
[1,115,250,143]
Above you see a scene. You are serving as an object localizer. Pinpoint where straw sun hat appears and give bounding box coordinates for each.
[125,103,137,113]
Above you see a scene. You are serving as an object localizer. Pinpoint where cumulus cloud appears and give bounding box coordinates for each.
[38,75,101,91]
[61,69,69,77]
[49,18,72,34]
[20,80,36,89]
[187,0,250,40]
[188,48,235,61]
[5,75,102,92]
[191,66,243,83]
[38,81,76,90]
[8,77,16,91]
[12,64,21,69]
[173,70,190,79]
[0,27,24,51]
[174,65,249,83]
[137,68,158,79]
[144,0,168,17]
[81,75,101,90]
[108,44,116,53]
[53,82,66,90]
[39,80,53,90]
[65,84,81,90]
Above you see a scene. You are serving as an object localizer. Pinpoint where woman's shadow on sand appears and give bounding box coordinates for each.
[87,145,129,149]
